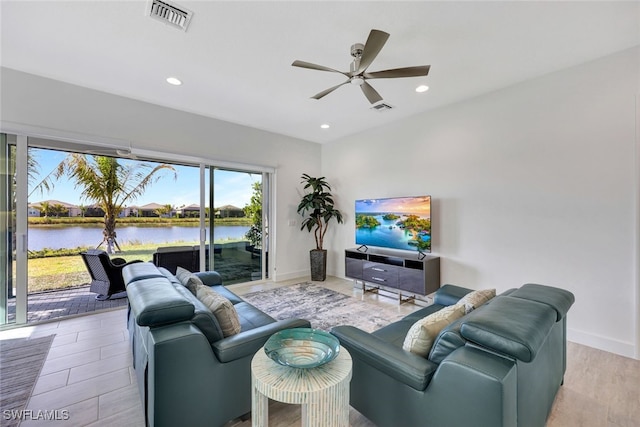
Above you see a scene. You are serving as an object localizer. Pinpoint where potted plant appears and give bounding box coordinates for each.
[296,174,344,281]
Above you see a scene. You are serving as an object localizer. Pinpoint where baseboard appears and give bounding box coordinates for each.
[272,269,309,282]
[568,328,637,359]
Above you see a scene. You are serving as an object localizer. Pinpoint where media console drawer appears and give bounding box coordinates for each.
[344,248,440,297]
[363,262,399,287]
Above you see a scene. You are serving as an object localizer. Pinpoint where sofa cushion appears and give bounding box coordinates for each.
[194,284,241,337]
[171,283,224,343]
[372,304,445,348]
[175,266,205,295]
[127,277,195,327]
[427,315,466,364]
[402,304,466,357]
[456,288,496,314]
[158,267,182,286]
[234,302,276,331]
[460,296,556,362]
[210,285,244,305]
[122,262,167,286]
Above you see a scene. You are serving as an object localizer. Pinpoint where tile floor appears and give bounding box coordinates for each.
[1,308,143,426]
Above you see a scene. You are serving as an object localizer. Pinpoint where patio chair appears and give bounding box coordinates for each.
[152,246,196,275]
[81,249,143,300]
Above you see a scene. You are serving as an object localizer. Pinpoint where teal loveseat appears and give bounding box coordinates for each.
[331,283,574,427]
[123,263,310,427]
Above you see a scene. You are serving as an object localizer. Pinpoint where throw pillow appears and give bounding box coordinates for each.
[194,284,241,337]
[403,304,466,357]
[175,266,204,295]
[457,289,496,314]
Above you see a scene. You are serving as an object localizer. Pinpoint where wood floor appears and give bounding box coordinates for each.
[1,276,637,426]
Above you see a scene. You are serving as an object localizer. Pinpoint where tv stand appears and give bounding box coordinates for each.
[345,248,440,304]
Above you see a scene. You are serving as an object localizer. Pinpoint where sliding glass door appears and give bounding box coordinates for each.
[0,134,14,325]
[1,132,272,327]
[1,134,27,325]
[207,168,267,284]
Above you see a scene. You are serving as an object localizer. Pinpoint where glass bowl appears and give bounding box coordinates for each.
[264,328,340,369]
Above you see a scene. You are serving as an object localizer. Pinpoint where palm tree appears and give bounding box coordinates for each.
[56,154,176,253]
[51,203,67,218]
[39,201,51,218]
[27,148,55,197]
[154,204,173,217]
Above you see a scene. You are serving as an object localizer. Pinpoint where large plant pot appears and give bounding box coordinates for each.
[309,249,327,281]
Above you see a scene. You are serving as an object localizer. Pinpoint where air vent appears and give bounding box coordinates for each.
[371,102,394,112]
[148,0,193,31]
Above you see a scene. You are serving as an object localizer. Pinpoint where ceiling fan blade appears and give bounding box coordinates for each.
[360,81,383,104]
[357,29,390,73]
[292,60,349,77]
[312,80,350,100]
[364,65,431,79]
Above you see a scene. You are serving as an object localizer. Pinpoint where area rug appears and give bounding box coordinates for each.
[242,282,408,332]
[0,334,55,427]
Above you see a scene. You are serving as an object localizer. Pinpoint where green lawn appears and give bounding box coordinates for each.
[23,216,257,292]
[26,241,261,293]
[27,242,184,293]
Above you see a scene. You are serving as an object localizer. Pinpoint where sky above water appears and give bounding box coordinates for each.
[28,148,260,208]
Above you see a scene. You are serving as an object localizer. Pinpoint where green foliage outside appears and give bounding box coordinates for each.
[243,181,262,248]
[59,154,177,253]
[26,242,176,293]
[28,216,250,227]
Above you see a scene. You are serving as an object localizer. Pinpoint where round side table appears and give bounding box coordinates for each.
[251,345,352,427]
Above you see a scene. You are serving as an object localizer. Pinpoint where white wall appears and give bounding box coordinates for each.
[322,47,640,358]
[0,67,320,281]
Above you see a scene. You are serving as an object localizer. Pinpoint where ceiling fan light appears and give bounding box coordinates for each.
[416,85,429,93]
[350,76,365,86]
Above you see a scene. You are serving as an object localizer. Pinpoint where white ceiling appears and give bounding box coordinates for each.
[1,1,638,144]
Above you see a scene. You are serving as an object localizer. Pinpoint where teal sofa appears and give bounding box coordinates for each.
[331,283,574,427]
[123,263,310,427]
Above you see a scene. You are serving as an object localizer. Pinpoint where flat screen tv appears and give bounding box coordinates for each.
[355,195,431,253]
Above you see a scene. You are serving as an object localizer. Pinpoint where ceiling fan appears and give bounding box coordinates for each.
[292,29,430,104]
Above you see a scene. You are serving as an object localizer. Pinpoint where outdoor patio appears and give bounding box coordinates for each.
[4,244,263,325]
[5,286,129,324]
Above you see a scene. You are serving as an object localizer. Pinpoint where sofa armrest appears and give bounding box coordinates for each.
[424,345,518,427]
[433,284,473,306]
[195,271,223,286]
[212,318,311,362]
[331,325,437,391]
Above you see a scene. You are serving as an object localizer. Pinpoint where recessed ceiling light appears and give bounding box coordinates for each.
[416,85,429,93]
[320,124,330,129]
[166,77,182,86]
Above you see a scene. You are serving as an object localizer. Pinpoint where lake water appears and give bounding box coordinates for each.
[28,225,250,250]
